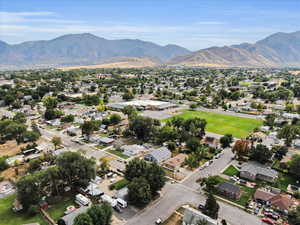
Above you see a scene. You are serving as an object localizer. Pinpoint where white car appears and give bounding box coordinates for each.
[155,218,162,224]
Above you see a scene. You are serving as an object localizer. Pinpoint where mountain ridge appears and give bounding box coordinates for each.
[0,33,190,69]
[169,30,300,67]
[1,31,300,69]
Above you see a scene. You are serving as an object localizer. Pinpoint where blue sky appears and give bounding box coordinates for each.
[0,0,299,50]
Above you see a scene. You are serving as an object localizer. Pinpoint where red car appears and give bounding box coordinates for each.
[262,217,275,225]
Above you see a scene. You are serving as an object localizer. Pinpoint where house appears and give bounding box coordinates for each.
[203,136,219,148]
[182,206,218,225]
[218,182,241,200]
[99,137,115,145]
[121,144,147,157]
[46,119,60,126]
[163,153,187,171]
[60,205,91,225]
[144,147,172,163]
[240,162,278,182]
[254,189,295,212]
[36,142,53,153]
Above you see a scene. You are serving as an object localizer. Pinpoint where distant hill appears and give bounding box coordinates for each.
[0,33,190,69]
[169,31,300,67]
[59,57,160,70]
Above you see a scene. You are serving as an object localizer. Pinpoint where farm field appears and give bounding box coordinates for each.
[166,110,263,138]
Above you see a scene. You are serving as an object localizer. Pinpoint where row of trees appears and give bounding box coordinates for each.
[17,152,96,210]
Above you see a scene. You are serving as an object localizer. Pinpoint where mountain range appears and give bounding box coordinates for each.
[170,31,300,67]
[1,31,300,69]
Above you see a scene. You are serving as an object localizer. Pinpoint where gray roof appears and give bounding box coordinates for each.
[99,137,114,144]
[183,207,218,225]
[241,161,278,178]
[146,147,171,163]
[61,205,91,225]
[218,182,240,193]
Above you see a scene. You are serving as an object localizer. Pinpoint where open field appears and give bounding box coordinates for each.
[166,110,263,138]
[0,194,47,225]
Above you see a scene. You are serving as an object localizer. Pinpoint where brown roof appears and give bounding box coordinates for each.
[254,189,275,201]
[164,153,187,168]
[254,189,294,211]
[269,195,294,211]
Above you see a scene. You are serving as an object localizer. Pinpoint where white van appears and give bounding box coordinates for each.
[117,198,127,208]
[75,194,90,206]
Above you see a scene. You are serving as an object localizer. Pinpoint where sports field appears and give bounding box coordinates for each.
[167,110,263,138]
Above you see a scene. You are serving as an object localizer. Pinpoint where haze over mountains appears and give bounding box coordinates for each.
[1,31,300,69]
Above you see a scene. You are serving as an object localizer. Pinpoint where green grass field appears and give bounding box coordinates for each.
[107,149,129,159]
[223,165,239,176]
[0,194,47,225]
[166,110,263,138]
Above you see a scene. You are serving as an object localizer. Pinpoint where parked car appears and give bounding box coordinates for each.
[155,218,162,224]
[113,205,123,213]
[261,217,275,225]
[198,204,205,210]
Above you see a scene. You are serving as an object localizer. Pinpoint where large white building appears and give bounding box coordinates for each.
[108,100,176,111]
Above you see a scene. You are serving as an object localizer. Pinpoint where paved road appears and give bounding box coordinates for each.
[181,147,234,190]
[125,148,262,225]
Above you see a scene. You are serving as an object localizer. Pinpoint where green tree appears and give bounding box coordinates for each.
[289,155,300,179]
[250,144,272,164]
[82,121,96,139]
[43,96,58,109]
[203,193,219,219]
[0,156,9,171]
[52,136,62,150]
[278,125,300,146]
[73,213,93,225]
[128,177,152,206]
[288,205,300,225]
[110,114,121,124]
[122,105,138,118]
[272,146,288,161]
[186,137,201,152]
[128,116,157,141]
[220,134,233,148]
[87,202,112,225]
[56,152,96,187]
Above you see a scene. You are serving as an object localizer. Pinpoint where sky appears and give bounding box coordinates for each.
[0,0,300,50]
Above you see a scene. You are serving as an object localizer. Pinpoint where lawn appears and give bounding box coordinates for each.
[109,179,129,190]
[274,172,298,191]
[0,194,47,225]
[46,196,75,222]
[223,165,239,176]
[166,110,263,138]
[106,149,129,159]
